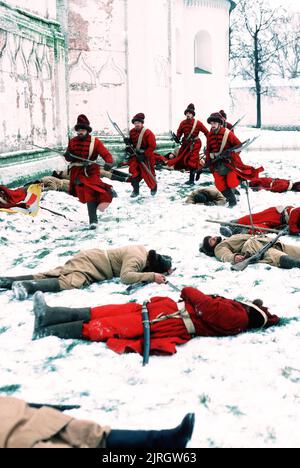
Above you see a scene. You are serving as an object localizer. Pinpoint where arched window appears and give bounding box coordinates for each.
[176,28,183,74]
[194,30,212,74]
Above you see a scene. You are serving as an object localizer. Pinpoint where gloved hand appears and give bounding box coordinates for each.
[135,150,145,163]
[156,161,166,170]
[125,146,134,155]
[124,137,131,145]
[103,162,114,171]
[64,151,74,162]
[204,201,215,206]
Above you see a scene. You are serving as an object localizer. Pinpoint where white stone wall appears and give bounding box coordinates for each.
[172,0,231,130]
[230,83,300,127]
[68,0,232,135]
[1,0,232,155]
[0,2,68,153]
[68,0,128,134]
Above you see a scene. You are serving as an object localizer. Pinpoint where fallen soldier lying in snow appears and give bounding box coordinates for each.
[220,205,300,236]
[40,167,130,193]
[0,245,172,299]
[200,234,300,269]
[249,177,300,193]
[31,287,279,356]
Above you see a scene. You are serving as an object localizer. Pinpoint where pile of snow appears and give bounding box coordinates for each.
[0,149,299,448]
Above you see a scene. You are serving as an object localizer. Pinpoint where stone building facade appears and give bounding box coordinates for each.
[0,0,234,183]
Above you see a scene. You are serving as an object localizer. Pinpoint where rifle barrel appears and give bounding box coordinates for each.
[231,227,289,271]
[206,219,281,234]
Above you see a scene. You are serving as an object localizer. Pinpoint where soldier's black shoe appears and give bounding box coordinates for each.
[87,201,98,225]
[185,170,196,185]
[106,413,195,449]
[0,275,34,290]
[12,278,61,300]
[130,179,140,197]
[150,186,158,196]
[195,169,202,181]
[220,226,233,237]
[279,256,300,269]
[32,292,90,339]
[34,321,84,340]
[222,188,237,208]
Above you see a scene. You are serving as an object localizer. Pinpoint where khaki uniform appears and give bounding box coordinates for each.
[41,168,112,193]
[41,176,70,193]
[215,233,300,267]
[0,397,110,448]
[185,186,226,205]
[35,245,155,290]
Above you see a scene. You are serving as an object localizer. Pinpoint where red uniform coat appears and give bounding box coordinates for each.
[287,207,300,234]
[206,128,263,191]
[236,206,300,234]
[66,136,113,210]
[249,177,293,193]
[0,186,27,209]
[167,119,208,170]
[82,287,279,356]
[128,128,157,189]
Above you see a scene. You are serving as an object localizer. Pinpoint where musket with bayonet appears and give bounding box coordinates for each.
[31,143,111,170]
[31,144,129,181]
[231,114,246,131]
[205,135,259,168]
[169,129,196,147]
[169,131,181,145]
[106,112,157,185]
[231,227,289,272]
[206,219,283,235]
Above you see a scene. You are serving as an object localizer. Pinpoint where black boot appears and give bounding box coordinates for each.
[195,169,202,181]
[106,413,195,449]
[222,188,237,207]
[130,178,140,198]
[279,255,300,269]
[87,201,98,228]
[0,275,34,290]
[34,321,84,340]
[185,170,196,185]
[220,221,243,237]
[12,278,61,301]
[150,185,158,196]
[32,291,90,339]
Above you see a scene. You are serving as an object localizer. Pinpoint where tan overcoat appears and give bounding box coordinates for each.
[0,397,110,448]
[215,233,300,267]
[35,245,155,289]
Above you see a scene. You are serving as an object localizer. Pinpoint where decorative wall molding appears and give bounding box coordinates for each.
[69,52,97,91]
[184,0,230,11]
[98,56,125,88]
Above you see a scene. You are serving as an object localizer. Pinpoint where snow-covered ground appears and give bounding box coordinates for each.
[0,148,300,448]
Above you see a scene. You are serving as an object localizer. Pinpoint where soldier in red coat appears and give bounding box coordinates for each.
[32,287,280,356]
[125,113,157,197]
[205,112,263,207]
[167,103,209,185]
[65,114,114,228]
[220,205,300,236]
[219,110,234,131]
[249,177,300,193]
